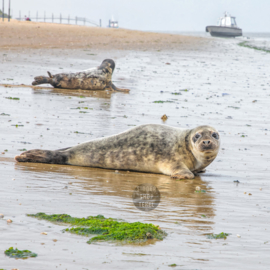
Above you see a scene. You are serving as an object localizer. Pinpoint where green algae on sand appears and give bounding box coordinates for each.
[27,213,167,244]
[153,100,174,103]
[207,232,230,240]
[4,247,37,259]
[5,97,20,100]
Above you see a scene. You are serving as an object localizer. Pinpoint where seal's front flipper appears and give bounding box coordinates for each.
[171,170,194,180]
[109,83,130,92]
[194,169,206,174]
[15,149,68,165]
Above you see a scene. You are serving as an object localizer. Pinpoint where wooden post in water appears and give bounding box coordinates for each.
[8,0,10,22]
[2,0,4,22]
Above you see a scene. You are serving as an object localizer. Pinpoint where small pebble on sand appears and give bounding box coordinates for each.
[7,219,12,223]
[41,232,48,235]
[0,213,4,218]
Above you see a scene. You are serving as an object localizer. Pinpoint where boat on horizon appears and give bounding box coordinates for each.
[206,12,242,38]
[108,16,119,28]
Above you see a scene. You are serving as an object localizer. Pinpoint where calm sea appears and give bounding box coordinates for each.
[160,31,270,50]
[162,31,270,39]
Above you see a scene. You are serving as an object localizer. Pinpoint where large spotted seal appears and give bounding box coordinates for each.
[32,59,129,92]
[14,124,220,179]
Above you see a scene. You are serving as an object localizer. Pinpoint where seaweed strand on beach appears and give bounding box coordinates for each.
[238,41,270,53]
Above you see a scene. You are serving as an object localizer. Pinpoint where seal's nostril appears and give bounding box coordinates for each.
[203,140,211,145]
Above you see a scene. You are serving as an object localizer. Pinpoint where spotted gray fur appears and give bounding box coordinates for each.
[15,124,220,179]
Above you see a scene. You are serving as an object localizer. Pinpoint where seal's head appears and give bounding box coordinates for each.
[189,125,220,161]
[99,59,115,73]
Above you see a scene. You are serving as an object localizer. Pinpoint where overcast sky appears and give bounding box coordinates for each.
[7,0,270,32]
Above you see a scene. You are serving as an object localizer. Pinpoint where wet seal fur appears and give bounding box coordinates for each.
[32,59,129,92]
[14,124,220,179]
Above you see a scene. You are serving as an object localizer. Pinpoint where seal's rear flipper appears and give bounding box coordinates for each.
[15,149,68,164]
[47,71,53,78]
[32,75,52,86]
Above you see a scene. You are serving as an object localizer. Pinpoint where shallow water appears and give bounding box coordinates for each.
[0,39,270,269]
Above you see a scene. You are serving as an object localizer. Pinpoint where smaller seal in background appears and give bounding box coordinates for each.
[31,59,129,92]
[132,183,160,211]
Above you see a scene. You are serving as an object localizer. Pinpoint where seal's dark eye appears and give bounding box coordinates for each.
[212,132,219,139]
[192,133,201,143]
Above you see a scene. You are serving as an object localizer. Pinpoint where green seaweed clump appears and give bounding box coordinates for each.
[28,213,167,244]
[207,232,230,240]
[4,247,37,259]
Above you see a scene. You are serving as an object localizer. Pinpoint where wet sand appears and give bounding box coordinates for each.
[0,24,270,269]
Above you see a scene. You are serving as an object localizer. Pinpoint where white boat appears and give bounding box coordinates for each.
[206,12,242,37]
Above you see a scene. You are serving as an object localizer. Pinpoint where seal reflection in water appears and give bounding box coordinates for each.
[32,59,129,92]
[15,124,220,179]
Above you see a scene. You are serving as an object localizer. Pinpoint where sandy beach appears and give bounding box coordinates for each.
[0,20,208,50]
[0,21,270,270]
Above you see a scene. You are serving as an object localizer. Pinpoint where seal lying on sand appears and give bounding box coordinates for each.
[15,124,220,179]
[32,59,129,92]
